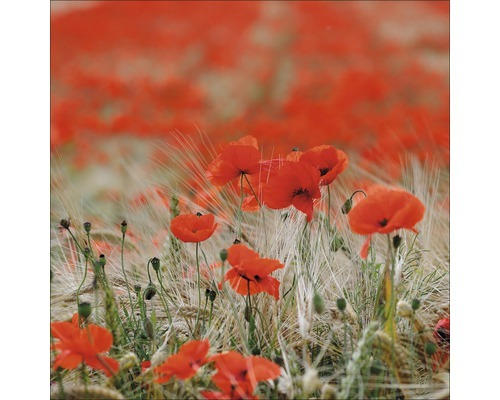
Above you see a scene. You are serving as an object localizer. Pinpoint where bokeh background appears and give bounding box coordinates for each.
[51,1,449,181]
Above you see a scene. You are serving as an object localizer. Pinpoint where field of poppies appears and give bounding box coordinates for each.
[50,2,449,399]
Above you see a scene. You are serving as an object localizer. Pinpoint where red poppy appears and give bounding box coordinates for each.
[263,161,321,222]
[348,186,425,258]
[223,244,284,300]
[141,360,152,372]
[432,317,450,370]
[299,145,348,186]
[154,339,210,383]
[51,314,119,376]
[206,351,281,399]
[206,136,261,186]
[170,213,218,243]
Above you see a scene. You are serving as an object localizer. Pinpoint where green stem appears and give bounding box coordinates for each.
[238,173,244,240]
[243,173,268,246]
[194,242,202,337]
[327,185,331,228]
[121,232,136,326]
[155,270,172,324]
[76,257,88,307]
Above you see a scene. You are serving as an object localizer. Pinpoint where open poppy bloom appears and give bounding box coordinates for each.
[170,213,217,243]
[50,314,119,376]
[206,136,261,187]
[299,145,348,186]
[202,351,281,399]
[154,339,210,383]
[263,161,321,221]
[348,186,425,258]
[223,244,284,300]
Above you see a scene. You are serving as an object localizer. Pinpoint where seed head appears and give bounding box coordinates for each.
[411,298,421,311]
[60,219,70,229]
[83,221,91,233]
[336,297,347,312]
[144,284,157,300]
[151,257,160,272]
[121,220,128,234]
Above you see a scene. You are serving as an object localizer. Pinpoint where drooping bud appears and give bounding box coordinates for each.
[336,297,347,312]
[151,257,160,272]
[393,235,402,249]
[60,219,70,229]
[209,290,217,302]
[144,284,157,300]
[313,292,324,314]
[83,221,91,233]
[425,342,437,356]
[121,220,128,234]
[219,248,228,262]
[411,298,421,311]
[78,302,92,319]
[143,318,154,339]
[341,198,353,215]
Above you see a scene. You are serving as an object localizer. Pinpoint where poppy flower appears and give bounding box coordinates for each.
[154,339,210,384]
[206,351,281,399]
[432,317,450,370]
[170,213,218,243]
[263,161,321,222]
[348,186,425,258]
[50,314,119,376]
[223,244,284,300]
[206,136,261,186]
[299,145,348,186]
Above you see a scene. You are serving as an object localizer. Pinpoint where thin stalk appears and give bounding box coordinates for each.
[76,257,88,306]
[243,174,268,244]
[327,185,331,228]
[238,173,244,240]
[121,232,136,326]
[194,242,202,337]
[155,270,172,324]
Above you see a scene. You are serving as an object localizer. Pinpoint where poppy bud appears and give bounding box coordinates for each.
[205,288,211,299]
[98,254,106,268]
[144,284,157,300]
[393,235,402,249]
[143,318,154,339]
[121,220,128,234]
[411,298,421,311]
[251,346,261,355]
[209,290,217,302]
[313,292,324,314]
[151,257,160,272]
[134,284,141,294]
[341,198,352,215]
[233,238,241,244]
[60,219,70,229]
[83,247,91,259]
[83,221,92,233]
[220,248,228,262]
[425,342,437,356]
[78,302,92,319]
[336,297,347,312]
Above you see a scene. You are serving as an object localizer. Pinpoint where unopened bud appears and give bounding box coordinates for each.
[151,257,160,272]
[341,198,353,215]
[219,248,228,262]
[78,302,92,319]
[393,235,402,249]
[425,342,437,356]
[144,284,157,300]
[411,298,421,311]
[209,290,217,302]
[98,254,106,268]
[83,221,91,233]
[336,297,347,312]
[60,219,70,229]
[313,292,324,314]
[143,318,154,339]
[121,220,128,234]
[205,288,211,299]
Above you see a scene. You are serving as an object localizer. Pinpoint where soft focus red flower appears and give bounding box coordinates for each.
[348,186,425,258]
[206,136,261,186]
[154,339,210,383]
[432,317,450,370]
[170,213,217,243]
[50,314,119,376]
[223,244,284,300]
[299,145,348,186]
[263,161,321,221]
[141,360,152,372]
[206,351,281,399]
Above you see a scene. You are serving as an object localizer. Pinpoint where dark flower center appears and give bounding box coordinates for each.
[254,275,261,282]
[293,188,307,196]
[319,168,330,176]
[378,218,389,227]
[436,328,450,345]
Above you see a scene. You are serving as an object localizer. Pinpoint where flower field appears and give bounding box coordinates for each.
[50,2,449,399]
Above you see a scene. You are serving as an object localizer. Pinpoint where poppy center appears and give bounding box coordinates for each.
[293,188,307,196]
[319,168,330,176]
[378,218,389,227]
[254,275,262,282]
[436,328,450,345]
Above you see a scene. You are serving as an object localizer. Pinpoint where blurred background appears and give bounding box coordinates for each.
[51,0,448,213]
